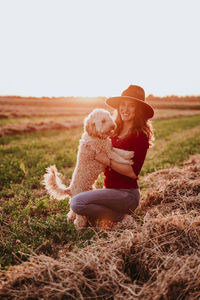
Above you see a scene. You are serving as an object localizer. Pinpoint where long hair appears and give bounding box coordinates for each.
[112,103,154,146]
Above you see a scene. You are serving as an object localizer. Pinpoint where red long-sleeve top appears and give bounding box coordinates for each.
[104,132,149,189]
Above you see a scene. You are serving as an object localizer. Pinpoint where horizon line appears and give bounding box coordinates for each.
[0,93,200,99]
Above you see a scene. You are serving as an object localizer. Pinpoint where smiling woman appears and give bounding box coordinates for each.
[110,86,154,143]
[119,101,136,122]
[70,85,155,228]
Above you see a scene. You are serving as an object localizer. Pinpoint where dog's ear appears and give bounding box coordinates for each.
[95,119,102,133]
[86,122,97,137]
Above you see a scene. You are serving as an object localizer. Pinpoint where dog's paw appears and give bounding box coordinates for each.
[126,151,134,159]
[74,216,88,229]
[67,210,76,223]
[126,159,134,165]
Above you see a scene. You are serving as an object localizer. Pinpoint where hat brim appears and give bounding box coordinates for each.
[105,96,154,119]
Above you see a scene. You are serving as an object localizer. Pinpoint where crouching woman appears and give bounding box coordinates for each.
[70,85,154,226]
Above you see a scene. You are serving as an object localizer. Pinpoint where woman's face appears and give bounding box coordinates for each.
[119,100,136,122]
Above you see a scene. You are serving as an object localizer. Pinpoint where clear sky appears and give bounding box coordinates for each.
[0,0,199,97]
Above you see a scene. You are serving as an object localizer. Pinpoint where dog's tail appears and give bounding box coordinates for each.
[43,165,71,200]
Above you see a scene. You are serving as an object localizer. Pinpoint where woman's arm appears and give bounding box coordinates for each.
[95,152,137,179]
[110,159,137,179]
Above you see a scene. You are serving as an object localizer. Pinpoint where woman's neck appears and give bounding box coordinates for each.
[118,121,134,138]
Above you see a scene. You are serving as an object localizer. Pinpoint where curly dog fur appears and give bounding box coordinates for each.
[43,108,134,229]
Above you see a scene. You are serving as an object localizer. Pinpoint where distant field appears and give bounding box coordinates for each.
[0,95,200,119]
[0,108,200,127]
[0,95,200,137]
[0,96,106,118]
[0,115,84,127]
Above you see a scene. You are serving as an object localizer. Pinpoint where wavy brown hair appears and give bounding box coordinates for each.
[112,102,154,146]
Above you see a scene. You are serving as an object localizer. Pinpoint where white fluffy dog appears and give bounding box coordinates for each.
[43,109,134,229]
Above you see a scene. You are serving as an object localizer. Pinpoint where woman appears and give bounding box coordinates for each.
[70,85,154,226]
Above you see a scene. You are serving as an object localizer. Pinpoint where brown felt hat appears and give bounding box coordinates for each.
[106,85,154,119]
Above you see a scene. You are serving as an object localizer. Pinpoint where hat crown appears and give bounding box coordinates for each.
[121,85,145,102]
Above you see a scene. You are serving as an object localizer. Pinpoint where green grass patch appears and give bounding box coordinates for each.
[141,115,200,175]
[0,114,200,268]
[152,114,200,140]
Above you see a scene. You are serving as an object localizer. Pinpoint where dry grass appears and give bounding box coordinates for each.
[0,155,199,299]
[0,120,83,137]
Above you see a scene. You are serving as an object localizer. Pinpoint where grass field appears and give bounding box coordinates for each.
[0,113,200,269]
[0,106,200,299]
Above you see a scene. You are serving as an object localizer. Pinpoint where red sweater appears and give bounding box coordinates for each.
[104,132,149,189]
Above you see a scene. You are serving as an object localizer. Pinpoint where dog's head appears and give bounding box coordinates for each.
[84,109,116,138]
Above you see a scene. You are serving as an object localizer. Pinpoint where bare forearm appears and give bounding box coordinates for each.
[110,159,137,179]
[95,152,137,179]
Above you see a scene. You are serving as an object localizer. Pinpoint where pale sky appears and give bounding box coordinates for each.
[0,0,199,97]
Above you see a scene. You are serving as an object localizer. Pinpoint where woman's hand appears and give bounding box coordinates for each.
[95,152,110,167]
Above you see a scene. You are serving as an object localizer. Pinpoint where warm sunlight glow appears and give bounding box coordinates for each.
[0,0,199,97]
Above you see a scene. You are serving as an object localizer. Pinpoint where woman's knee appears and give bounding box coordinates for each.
[70,194,84,214]
[129,195,140,213]
[70,190,101,214]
